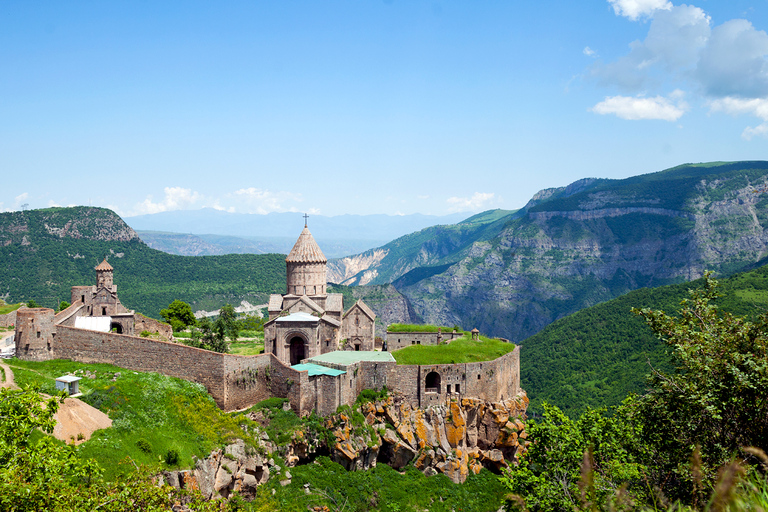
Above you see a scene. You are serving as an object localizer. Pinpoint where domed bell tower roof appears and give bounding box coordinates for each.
[286,226,327,264]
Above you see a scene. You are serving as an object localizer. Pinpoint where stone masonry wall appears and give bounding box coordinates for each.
[134,313,173,340]
[0,307,22,327]
[384,346,520,408]
[385,331,463,351]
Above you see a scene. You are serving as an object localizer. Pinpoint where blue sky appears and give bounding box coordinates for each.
[2,0,767,217]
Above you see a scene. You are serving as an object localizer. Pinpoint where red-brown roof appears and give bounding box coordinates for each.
[286,227,327,263]
[95,259,113,271]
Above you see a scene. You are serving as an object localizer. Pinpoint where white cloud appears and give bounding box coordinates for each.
[583,46,596,57]
[696,19,768,98]
[708,96,768,118]
[446,192,496,213]
[232,187,303,214]
[592,92,688,120]
[135,187,202,215]
[708,96,768,140]
[592,5,710,91]
[608,0,671,21]
[742,123,768,140]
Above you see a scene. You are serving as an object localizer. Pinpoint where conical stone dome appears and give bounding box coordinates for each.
[286,226,327,295]
[286,227,327,263]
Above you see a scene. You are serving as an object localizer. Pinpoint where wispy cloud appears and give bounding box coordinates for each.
[231,187,304,214]
[592,91,688,120]
[608,0,672,20]
[134,187,202,215]
[446,192,496,213]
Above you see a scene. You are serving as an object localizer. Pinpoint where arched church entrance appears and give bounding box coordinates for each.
[290,336,306,366]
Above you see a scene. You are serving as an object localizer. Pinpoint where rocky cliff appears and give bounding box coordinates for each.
[329,161,768,341]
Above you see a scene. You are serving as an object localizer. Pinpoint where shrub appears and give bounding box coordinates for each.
[165,448,180,466]
[136,439,152,453]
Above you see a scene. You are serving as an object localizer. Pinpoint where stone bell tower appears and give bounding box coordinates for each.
[95,258,114,290]
[285,216,327,297]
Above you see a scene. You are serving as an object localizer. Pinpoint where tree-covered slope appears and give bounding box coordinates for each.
[522,262,768,417]
[0,207,285,317]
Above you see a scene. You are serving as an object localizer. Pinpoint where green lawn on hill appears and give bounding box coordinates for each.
[8,358,254,480]
[391,334,516,365]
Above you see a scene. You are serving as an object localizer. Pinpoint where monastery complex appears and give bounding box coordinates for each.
[14,223,521,416]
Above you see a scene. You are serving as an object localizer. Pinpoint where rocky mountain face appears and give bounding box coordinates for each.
[0,206,140,244]
[329,162,768,341]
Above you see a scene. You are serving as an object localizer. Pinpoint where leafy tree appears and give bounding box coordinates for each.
[218,303,239,342]
[239,313,265,332]
[501,402,644,512]
[189,317,228,353]
[160,299,197,332]
[0,387,241,511]
[630,273,768,502]
[0,387,100,510]
[26,299,39,308]
[57,301,70,312]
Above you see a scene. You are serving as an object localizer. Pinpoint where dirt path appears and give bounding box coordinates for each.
[1,360,112,444]
[0,359,17,389]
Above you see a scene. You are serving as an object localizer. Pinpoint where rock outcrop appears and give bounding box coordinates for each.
[161,439,271,500]
[326,392,529,483]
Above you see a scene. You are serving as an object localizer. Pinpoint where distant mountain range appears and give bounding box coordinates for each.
[329,161,768,341]
[126,210,468,258]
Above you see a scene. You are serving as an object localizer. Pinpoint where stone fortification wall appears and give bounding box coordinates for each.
[385,331,463,351]
[0,307,22,327]
[378,346,520,408]
[134,313,173,340]
[55,325,230,405]
[54,301,84,326]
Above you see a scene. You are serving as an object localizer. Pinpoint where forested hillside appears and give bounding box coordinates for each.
[0,207,285,317]
[522,261,768,416]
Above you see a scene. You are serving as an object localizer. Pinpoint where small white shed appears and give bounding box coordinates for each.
[55,375,81,396]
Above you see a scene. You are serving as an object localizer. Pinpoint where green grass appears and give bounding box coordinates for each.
[7,358,254,480]
[387,323,458,333]
[229,339,265,356]
[391,335,516,365]
[248,455,507,512]
[0,302,22,315]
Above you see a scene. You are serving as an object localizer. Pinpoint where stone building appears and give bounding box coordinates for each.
[69,259,137,335]
[341,300,376,351]
[264,223,376,365]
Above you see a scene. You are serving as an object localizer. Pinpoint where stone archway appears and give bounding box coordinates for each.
[425,371,440,393]
[110,322,123,334]
[289,336,306,366]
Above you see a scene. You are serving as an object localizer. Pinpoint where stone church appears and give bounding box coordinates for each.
[264,222,376,365]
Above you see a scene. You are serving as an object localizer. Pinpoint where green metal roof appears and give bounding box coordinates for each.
[291,363,346,377]
[306,350,395,367]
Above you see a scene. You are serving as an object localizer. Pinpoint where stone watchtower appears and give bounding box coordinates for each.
[15,308,56,361]
[285,219,327,297]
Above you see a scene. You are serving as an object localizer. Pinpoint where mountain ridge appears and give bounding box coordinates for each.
[329,161,768,342]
